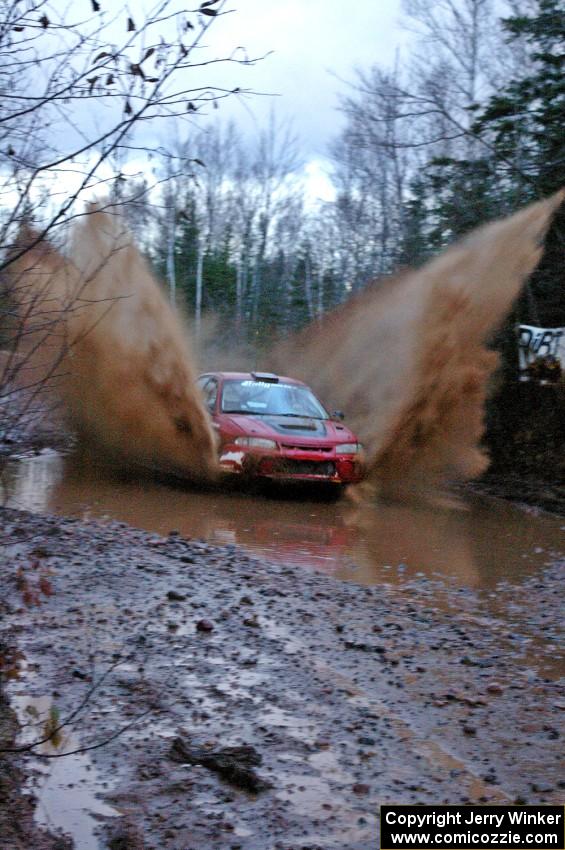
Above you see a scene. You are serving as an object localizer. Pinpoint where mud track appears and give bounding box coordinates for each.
[0,506,563,850]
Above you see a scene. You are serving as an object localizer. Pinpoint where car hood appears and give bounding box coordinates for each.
[224,414,357,443]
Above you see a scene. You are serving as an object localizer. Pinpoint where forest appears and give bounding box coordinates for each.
[1,0,564,484]
[135,0,564,342]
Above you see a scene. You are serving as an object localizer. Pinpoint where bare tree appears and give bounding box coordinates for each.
[403,0,496,106]
[333,64,417,282]
[183,114,302,336]
[0,0,260,446]
[320,0,532,283]
[270,191,305,331]
[1,1,260,263]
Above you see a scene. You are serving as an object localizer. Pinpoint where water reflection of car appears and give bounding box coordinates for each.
[197,371,364,489]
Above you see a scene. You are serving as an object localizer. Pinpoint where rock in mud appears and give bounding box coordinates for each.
[169,736,272,794]
[107,818,145,850]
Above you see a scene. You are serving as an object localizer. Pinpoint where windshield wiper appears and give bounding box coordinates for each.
[223,410,325,419]
[222,409,269,414]
[273,413,324,419]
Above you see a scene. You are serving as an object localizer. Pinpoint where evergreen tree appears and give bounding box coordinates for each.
[473,0,565,325]
[467,0,565,478]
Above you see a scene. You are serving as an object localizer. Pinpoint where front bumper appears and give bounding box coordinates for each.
[219,446,364,484]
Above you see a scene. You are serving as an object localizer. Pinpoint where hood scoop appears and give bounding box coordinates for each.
[264,416,326,436]
[280,420,317,431]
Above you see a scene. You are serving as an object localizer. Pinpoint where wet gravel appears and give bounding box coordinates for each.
[0,506,563,850]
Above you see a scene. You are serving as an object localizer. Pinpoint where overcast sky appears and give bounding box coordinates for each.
[26,0,412,207]
[204,0,409,158]
[123,0,410,201]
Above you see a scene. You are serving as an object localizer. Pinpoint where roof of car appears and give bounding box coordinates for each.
[200,371,306,387]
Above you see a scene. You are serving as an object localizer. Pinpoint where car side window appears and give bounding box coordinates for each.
[201,378,218,412]
[222,382,245,412]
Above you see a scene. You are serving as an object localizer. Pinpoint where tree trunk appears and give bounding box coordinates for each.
[166,203,176,306]
[195,241,204,337]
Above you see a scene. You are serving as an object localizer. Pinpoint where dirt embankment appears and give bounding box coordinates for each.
[469,472,565,515]
[480,380,565,514]
[0,505,563,850]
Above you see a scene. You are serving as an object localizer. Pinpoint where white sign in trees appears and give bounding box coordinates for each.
[517,325,565,382]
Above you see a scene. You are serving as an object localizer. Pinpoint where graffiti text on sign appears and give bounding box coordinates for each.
[517,324,564,371]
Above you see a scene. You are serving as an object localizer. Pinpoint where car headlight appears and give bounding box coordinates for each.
[336,442,361,454]
[234,437,277,450]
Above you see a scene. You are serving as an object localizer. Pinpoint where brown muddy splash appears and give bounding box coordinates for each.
[273,192,564,499]
[6,193,561,494]
[7,206,217,481]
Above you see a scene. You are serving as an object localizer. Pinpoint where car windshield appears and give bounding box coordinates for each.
[221,379,329,419]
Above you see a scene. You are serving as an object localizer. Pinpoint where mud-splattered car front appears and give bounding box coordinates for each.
[197,371,364,488]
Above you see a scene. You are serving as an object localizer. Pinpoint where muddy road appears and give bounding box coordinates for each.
[0,452,564,850]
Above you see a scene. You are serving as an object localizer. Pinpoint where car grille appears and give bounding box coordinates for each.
[273,459,336,476]
[280,443,332,452]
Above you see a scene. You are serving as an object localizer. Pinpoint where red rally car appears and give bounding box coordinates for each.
[197,371,364,488]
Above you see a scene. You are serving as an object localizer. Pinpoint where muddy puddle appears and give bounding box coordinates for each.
[2,449,563,591]
[9,691,120,849]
